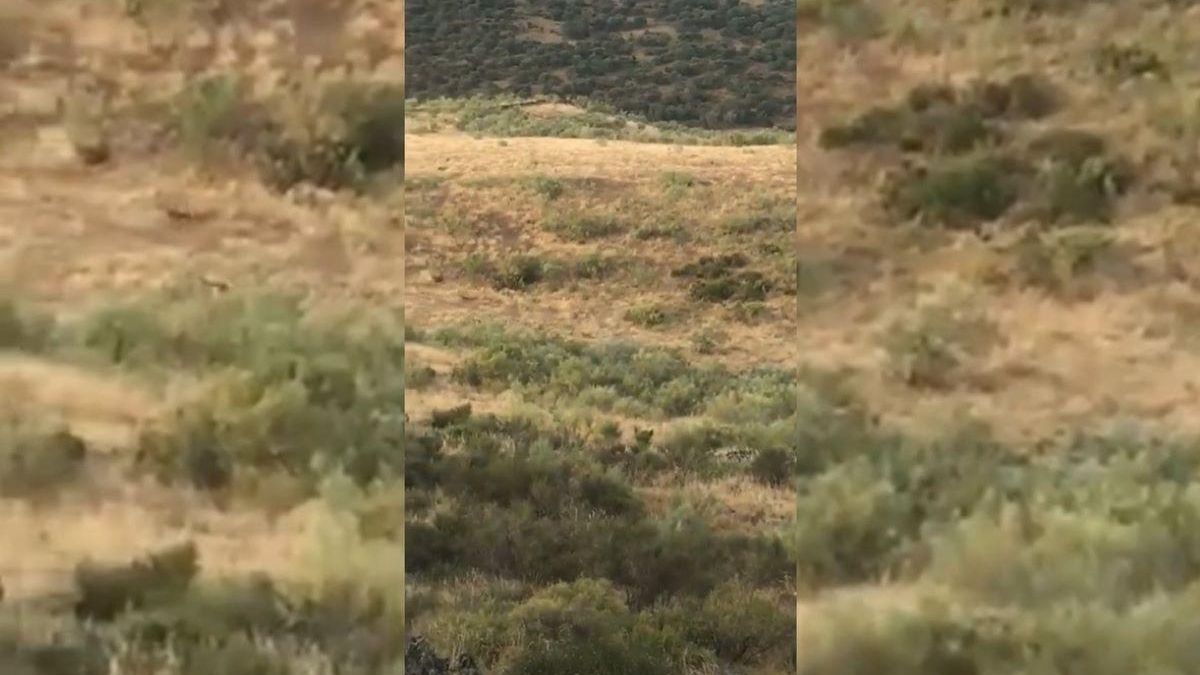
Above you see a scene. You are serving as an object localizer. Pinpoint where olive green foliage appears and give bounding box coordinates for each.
[406,414,794,671]
[672,254,774,304]
[407,0,795,129]
[0,417,88,499]
[173,73,404,191]
[796,427,1200,674]
[62,291,404,497]
[825,77,1134,229]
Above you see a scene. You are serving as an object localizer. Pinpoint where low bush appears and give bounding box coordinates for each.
[882,154,1026,229]
[75,542,198,621]
[541,214,626,243]
[0,417,88,499]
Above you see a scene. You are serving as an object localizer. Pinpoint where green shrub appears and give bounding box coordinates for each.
[175,74,248,160]
[684,268,772,303]
[721,211,795,235]
[0,418,88,499]
[257,82,405,192]
[542,214,626,242]
[672,253,749,279]
[1025,129,1133,223]
[793,458,913,585]
[502,634,675,675]
[71,291,404,492]
[572,253,623,280]
[493,255,546,290]
[624,304,674,328]
[74,541,198,621]
[965,73,1060,120]
[0,298,54,352]
[1012,225,1120,293]
[441,324,790,418]
[881,289,1001,389]
[660,171,696,198]
[750,447,793,486]
[633,223,689,242]
[822,75,1057,155]
[883,154,1026,229]
[664,580,793,664]
[819,106,910,149]
[430,403,472,429]
[1095,43,1168,81]
[526,176,565,200]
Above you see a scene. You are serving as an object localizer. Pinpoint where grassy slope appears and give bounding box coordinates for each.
[405,0,795,129]
[404,100,799,670]
[796,0,1200,443]
[794,0,1200,671]
[0,1,403,672]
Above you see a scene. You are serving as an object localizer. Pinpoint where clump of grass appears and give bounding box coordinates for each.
[172,73,405,192]
[691,328,727,355]
[493,255,547,290]
[407,362,438,390]
[464,253,613,289]
[74,541,198,621]
[175,73,248,162]
[65,290,404,495]
[966,73,1060,120]
[572,253,623,281]
[0,297,54,352]
[820,75,1056,155]
[884,130,1133,229]
[634,223,690,242]
[882,154,1026,229]
[661,171,697,198]
[1148,88,1200,204]
[61,87,111,166]
[1095,43,1169,82]
[1011,225,1123,295]
[673,254,772,303]
[881,284,1002,389]
[1024,128,1134,223]
[542,214,626,243]
[749,447,793,487]
[431,403,472,429]
[721,210,795,236]
[624,304,676,328]
[257,80,405,192]
[526,176,566,201]
[0,417,88,500]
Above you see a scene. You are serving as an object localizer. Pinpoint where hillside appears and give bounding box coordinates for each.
[404,100,798,670]
[792,0,1200,672]
[405,0,795,129]
[0,1,403,672]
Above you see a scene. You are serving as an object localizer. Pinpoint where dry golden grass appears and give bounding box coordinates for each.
[0,0,403,633]
[793,0,1200,662]
[792,1,1200,444]
[405,131,799,369]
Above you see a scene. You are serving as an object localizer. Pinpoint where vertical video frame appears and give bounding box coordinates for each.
[404,0,798,672]
[794,0,1200,672]
[0,1,404,673]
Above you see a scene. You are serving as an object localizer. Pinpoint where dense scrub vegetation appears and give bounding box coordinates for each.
[406,324,802,673]
[405,0,796,129]
[794,418,1200,674]
[0,290,403,673]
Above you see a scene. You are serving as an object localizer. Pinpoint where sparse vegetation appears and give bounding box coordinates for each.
[1,2,410,673]
[796,0,1200,669]
[542,213,626,243]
